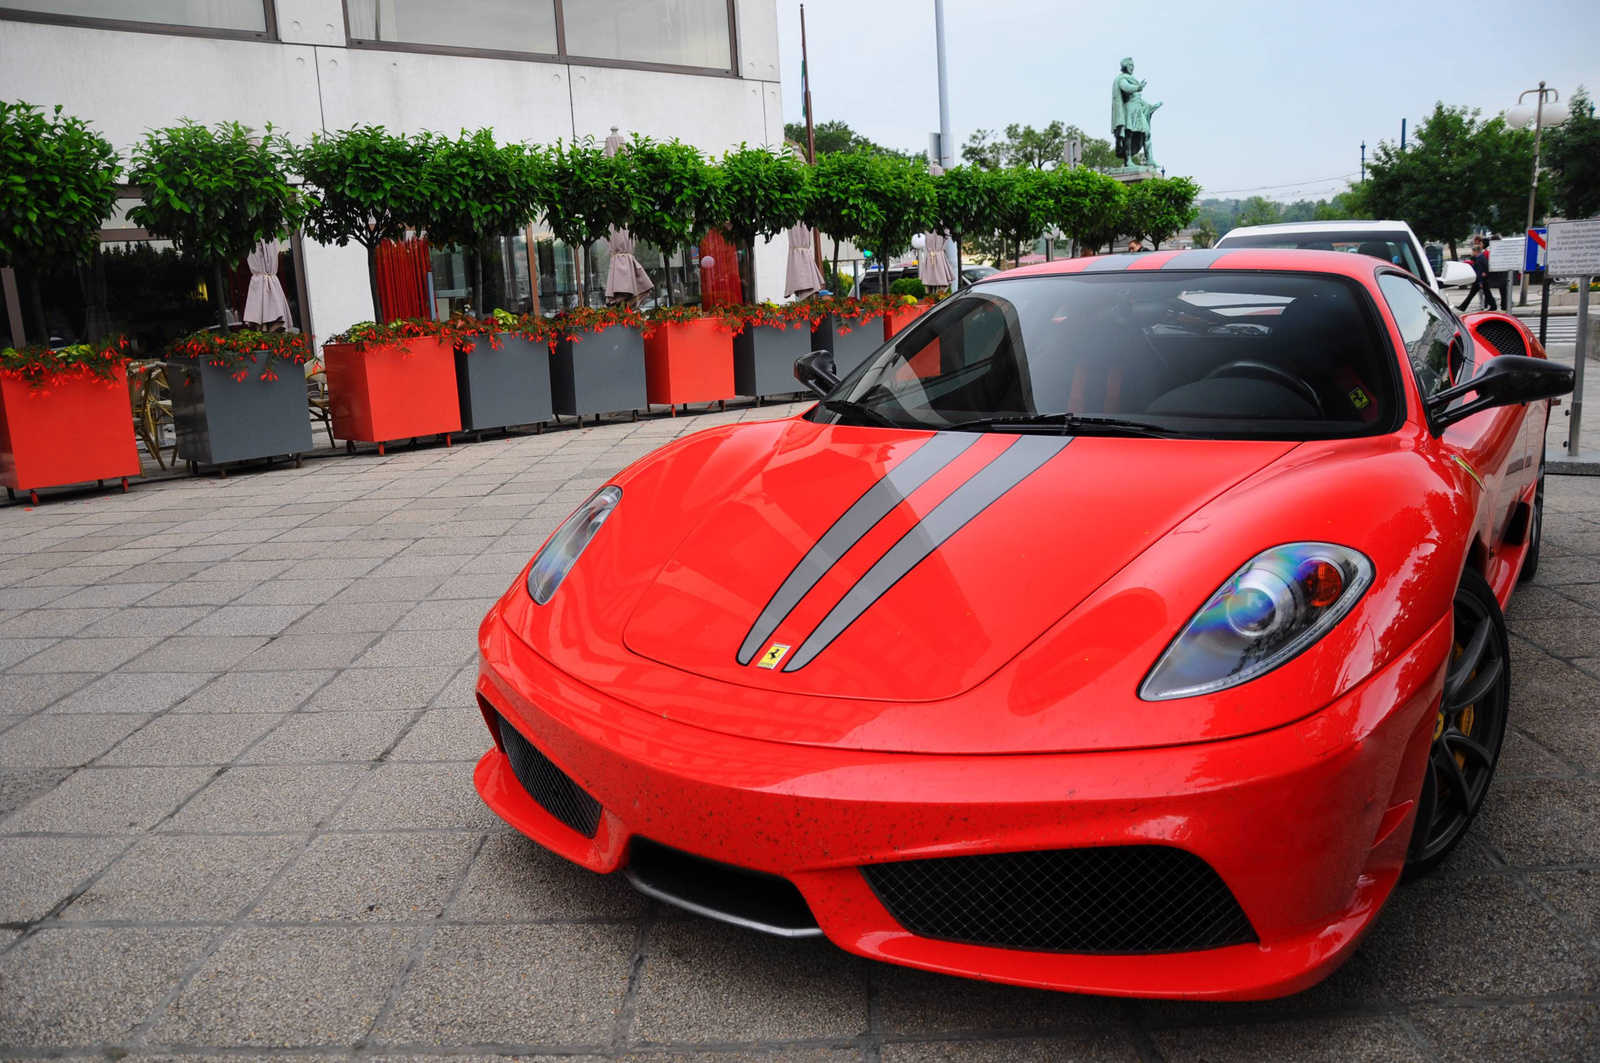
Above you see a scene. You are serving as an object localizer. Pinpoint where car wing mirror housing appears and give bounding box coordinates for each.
[1426,354,1574,430]
[1439,260,1476,287]
[795,349,840,399]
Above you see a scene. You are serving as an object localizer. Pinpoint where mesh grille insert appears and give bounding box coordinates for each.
[1474,319,1527,358]
[497,713,602,838]
[862,845,1257,954]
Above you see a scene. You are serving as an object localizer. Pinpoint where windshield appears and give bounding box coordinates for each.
[813,272,1400,441]
[1217,230,1425,280]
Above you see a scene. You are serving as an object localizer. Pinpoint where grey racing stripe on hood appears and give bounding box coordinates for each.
[1160,249,1231,270]
[1079,254,1142,272]
[736,432,980,666]
[783,434,1072,671]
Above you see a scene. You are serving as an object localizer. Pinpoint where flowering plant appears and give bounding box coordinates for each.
[548,304,648,344]
[643,302,749,335]
[0,336,130,389]
[737,301,824,331]
[167,329,312,382]
[442,309,554,352]
[794,294,902,334]
[327,318,445,354]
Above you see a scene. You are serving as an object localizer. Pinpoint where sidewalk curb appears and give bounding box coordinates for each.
[1550,453,1600,477]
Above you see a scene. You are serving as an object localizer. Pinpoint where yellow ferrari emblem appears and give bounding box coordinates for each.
[1347,387,1370,410]
[757,643,791,669]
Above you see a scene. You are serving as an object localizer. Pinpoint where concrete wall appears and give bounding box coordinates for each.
[0,0,786,341]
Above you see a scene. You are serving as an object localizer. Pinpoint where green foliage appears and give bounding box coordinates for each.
[989,167,1054,264]
[0,102,121,273]
[855,155,936,265]
[540,137,636,253]
[295,125,430,250]
[128,120,304,331]
[1,335,128,387]
[963,121,1116,171]
[806,150,883,253]
[421,129,544,257]
[932,164,999,242]
[1121,176,1200,250]
[1544,87,1600,220]
[1235,195,1282,228]
[889,276,927,298]
[1049,168,1126,250]
[713,145,809,250]
[783,119,913,159]
[1191,217,1218,249]
[1474,115,1542,233]
[626,136,720,259]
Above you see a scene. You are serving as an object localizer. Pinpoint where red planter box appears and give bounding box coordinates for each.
[883,304,930,340]
[643,318,735,406]
[323,335,461,451]
[0,367,140,500]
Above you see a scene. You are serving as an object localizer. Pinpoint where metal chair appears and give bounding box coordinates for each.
[306,359,335,447]
[129,361,177,470]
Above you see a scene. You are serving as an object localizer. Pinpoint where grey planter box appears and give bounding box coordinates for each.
[456,334,553,431]
[811,315,885,378]
[550,325,648,419]
[167,348,313,467]
[734,323,811,399]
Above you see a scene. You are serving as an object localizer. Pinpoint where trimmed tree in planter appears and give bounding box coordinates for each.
[807,149,881,289]
[424,131,553,433]
[989,166,1053,268]
[539,137,637,308]
[128,121,313,470]
[0,102,122,345]
[932,164,1000,289]
[295,125,431,322]
[713,144,810,303]
[1047,166,1126,257]
[1121,175,1201,251]
[626,136,721,307]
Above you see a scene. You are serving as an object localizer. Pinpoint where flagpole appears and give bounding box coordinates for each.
[801,4,823,276]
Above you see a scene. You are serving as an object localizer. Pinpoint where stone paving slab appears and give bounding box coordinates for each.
[0,400,1597,1062]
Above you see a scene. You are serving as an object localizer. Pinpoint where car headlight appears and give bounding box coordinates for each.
[526,486,623,605]
[1139,543,1374,701]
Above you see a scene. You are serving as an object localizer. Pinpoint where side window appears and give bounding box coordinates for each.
[1378,273,1462,399]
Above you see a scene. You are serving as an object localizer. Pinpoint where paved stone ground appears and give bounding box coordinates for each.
[1,400,1598,1063]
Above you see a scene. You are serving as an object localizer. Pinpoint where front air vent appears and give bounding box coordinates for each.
[1473,319,1527,358]
[497,712,603,838]
[862,845,1257,954]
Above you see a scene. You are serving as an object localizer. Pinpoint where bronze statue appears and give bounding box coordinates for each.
[1111,57,1161,168]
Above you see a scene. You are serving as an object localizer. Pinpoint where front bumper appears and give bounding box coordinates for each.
[474,600,1449,1000]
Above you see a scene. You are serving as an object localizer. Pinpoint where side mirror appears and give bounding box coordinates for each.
[795,349,839,399]
[1426,354,1574,429]
[1438,260,1476,288]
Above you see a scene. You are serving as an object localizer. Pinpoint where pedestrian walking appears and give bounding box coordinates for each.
[1458,237,1496,312]
[1127,239,1144,253]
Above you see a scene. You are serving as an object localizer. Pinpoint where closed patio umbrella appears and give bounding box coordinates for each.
[919,232,955,290]
[243,238,292,328]
[785,223,825,299]
[604,227,654,304]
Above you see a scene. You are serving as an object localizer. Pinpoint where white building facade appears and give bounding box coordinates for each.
[0,0,787,345]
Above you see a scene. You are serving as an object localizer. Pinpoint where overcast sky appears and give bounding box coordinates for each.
[774,0,1600,202]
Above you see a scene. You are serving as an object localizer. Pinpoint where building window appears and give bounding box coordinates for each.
[1,0,269,34]
[345,0,735,74]
[347,0,557,57]
[563,0,731,70]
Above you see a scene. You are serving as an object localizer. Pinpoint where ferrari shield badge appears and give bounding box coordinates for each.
[756,643,791,669]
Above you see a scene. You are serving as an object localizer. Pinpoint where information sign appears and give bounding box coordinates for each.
[1548,218,1600,277]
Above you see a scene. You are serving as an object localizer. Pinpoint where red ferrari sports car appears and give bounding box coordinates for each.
[473,248,1572,1000]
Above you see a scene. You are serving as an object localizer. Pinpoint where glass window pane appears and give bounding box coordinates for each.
[3,0,266,31]
[563,0,731,69]
[348,0,556,55]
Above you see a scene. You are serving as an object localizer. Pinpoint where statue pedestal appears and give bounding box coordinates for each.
[1108,166,1161,184]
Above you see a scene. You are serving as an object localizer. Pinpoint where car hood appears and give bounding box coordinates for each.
[621,419,1296,705]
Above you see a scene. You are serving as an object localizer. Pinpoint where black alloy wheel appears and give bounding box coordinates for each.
[1405,567,1510,877]
[1519,463,1545,583]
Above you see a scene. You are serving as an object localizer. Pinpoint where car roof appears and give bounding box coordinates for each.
[989,247,1392,283]
[1220,220,1412,238]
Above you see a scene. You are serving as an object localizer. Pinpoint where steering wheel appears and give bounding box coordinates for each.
[1204,360,1323,416]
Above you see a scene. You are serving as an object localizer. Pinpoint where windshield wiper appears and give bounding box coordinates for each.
[941,413,1176,438]
[820,398,904,429]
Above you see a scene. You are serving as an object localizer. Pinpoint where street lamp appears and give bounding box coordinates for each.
[1506,83,1570,305]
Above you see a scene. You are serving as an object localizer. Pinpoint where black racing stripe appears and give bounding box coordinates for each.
[736,433,980,665]
[783,435,1072,672]
[1079,254,1142,273]
[1160,249,1231,270]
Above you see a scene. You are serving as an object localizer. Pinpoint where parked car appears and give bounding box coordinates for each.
[471,247,1571,1000]
[852,263,998,296]
[1216,220,1476,291]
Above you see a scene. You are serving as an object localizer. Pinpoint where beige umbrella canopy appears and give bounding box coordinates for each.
[243,238,292,328]
[601,128,653,305]
[919,232,955,290]
[785,223,825,299]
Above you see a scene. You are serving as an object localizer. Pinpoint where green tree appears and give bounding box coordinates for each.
[1473,115,1542,233]
[713,145,810,299]
[805,148,882,282]
[540,137,637,306]
[989,167,1054,266]
[1191,217,1218,248]
[128,120,304,334]
[963,121,1116,171]
[0,101,122,344]
[421,129,545,316]
[783,119,911,159]
[1544,87,1600,219]
[854,155,936,275]
[1122,176,1200,250]
[625,136,720,305]
[1048,167,1126,254]
[931,164,1000,284]
[295,125,431,322]
[1235,195,1282,228]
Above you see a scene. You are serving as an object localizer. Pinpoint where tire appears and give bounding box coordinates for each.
[1405,566,1510,878]
[1519,464,1545,583]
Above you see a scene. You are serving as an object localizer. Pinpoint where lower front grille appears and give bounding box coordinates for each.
[626,837,821,937]
[496,711,603,838]
[862,845,1257,954]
